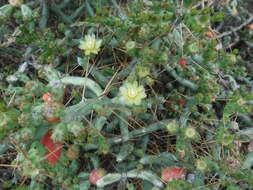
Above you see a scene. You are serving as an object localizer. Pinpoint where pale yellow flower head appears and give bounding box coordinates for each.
[119,81,146,105]
[9,0,23,7]
[79,34,102,56]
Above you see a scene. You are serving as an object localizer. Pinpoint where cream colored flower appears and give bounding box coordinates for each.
[119,81,146,105]
[79,34,102,56]
[9,0,23,7]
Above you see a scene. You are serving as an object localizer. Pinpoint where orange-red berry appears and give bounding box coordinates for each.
[178,58,187,68]
[42,93,52,102]
[161,167,187,182]
[41,131,62,166]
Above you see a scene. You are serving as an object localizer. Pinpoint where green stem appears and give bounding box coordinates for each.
[110,0,127,20]
[58,0,71,9]
[84,120,168,151]
[50,3,72,24]
[85,1,95,17]
[61,76,103,97]
[164,65,198,90]
[126,169,163,188]
[39,0,49,29]
[70,3,87,20]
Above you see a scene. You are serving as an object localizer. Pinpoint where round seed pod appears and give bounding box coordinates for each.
[42,101,64,123]
[66,145,79,160]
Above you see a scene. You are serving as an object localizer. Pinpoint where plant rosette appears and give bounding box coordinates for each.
[89,168,106,185]
[161,167,187,182]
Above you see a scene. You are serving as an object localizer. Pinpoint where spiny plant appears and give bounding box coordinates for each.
[0,0,253,189]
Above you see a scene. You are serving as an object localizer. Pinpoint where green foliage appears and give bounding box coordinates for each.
[165,180,193,190]
[0,0,252,189]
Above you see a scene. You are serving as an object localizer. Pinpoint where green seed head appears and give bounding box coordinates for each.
[125,41,136,50]
[185,127,197,138]
[196,159,208,171]
[166,120,179,134]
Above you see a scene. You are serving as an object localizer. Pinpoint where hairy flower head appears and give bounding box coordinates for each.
[79,34,102,56]
[119,81,146,105]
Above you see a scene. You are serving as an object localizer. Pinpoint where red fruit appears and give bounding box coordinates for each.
[205,31,215,38]
[89,168,106,185]
[42,93,52,102]
[247,24,253,30]
[178,58,187,68]
[41,131,62,166]
[178,99,186,105]
[161,167,187,182]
